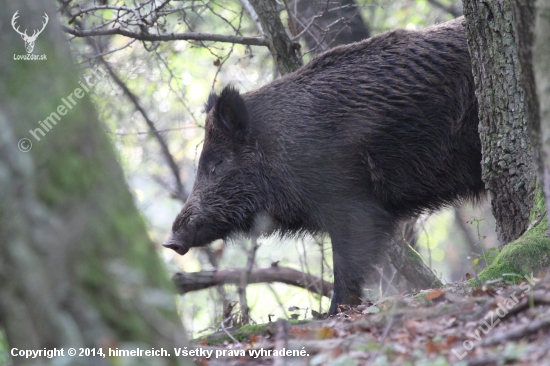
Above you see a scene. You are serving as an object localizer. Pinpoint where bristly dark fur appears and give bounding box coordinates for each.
[204,92,218,113]
[214,85,249,140]
[165,17,484,316]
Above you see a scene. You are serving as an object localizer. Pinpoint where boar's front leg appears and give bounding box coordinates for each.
[327,204,396,315]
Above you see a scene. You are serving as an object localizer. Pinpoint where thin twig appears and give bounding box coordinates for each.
[265,283,290,320]
[99,59,187,200]
[220,316,241,345]
[78,39,137,65]
[107,126,198,136]
[239,237,261,323]
[291,0,330,41]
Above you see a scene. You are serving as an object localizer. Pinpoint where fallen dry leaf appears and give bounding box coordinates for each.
[426,289,446,301]
[316,326,335,339]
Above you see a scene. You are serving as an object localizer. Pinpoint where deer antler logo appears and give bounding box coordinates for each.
[11,11,49,54]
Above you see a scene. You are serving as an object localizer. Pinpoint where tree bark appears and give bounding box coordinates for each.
[0,0,189,364]
[463,0,538,245]
[249,0,303,75]
[534,1,550,224]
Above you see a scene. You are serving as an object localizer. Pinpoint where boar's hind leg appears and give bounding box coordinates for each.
[327,205,396,316]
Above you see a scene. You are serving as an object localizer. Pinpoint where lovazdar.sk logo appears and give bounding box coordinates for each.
[12,10,48,61]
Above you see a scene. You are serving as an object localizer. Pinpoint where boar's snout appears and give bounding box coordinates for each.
[163,220,197,256]
[164,213,232,256]
[162,238,190,255]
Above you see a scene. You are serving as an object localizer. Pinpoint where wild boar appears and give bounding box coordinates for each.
[164,17,484,315]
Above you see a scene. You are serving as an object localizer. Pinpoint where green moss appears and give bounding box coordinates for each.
[200,323,277,345]
[39,152,97,206]
[0,329,9,366]
[289,319,307,325]
[412,292,427,301]
[477,221,550,283]
[475,188,550,285]
[530,187,547,222]
[198,319,312,345]
[42,114,177,343]
[237,324,269,334]
[233,324,268,341]
[79,195,178,342]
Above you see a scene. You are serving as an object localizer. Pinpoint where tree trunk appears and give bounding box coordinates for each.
[249,0,303,75]
[0,1,190,364]
[462,1,550,283]
[462,1,538,245]
[534,1,550,224]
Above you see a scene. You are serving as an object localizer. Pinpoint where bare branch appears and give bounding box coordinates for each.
[172,266,334,298]
[62,25,267,46]
[291,6,328,41]
[292,0,370,54]
[98,58,188,200]
[62,7,190,200]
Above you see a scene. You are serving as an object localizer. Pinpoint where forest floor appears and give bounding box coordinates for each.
[191,275,550,366]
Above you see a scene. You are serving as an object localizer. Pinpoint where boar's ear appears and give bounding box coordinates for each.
[204,92,217,113]
[214,85,249,139]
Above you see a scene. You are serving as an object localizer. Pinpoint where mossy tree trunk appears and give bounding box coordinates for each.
[462,1,550,282]
[462,0,539,245]
[0,0,190,364]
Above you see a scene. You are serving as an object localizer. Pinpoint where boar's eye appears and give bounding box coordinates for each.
[210,159,223,175]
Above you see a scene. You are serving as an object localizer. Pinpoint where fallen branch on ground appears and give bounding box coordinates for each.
[172,266,333,297]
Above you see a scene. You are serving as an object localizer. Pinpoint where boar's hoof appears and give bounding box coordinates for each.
[162,241,190,255]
